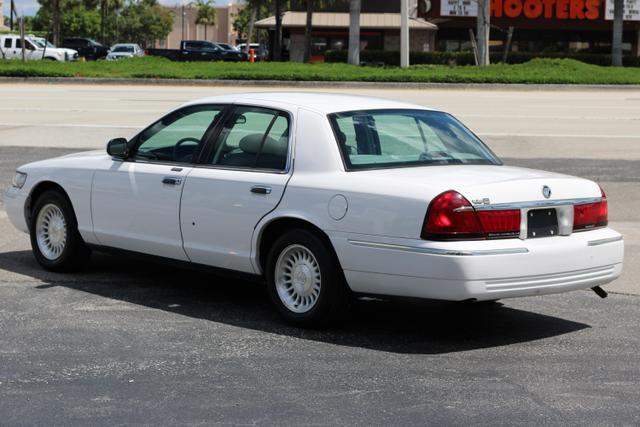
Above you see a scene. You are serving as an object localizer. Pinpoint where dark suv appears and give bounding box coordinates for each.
[61,38,109,60]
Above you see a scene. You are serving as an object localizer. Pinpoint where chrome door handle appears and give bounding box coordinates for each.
[250,185,272,195]
[162,177,182,185]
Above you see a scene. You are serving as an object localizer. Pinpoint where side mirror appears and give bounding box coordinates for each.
[107,137,128,158]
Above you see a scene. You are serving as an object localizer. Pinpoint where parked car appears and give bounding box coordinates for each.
[60,37,109,60]
[0,34,78,61]
[146,40,247,62]
[30,37,79,61]
[106,43,144,61]
[236,43,268,61]
[4,93,624,327]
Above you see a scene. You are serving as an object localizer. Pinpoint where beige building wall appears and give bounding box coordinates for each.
[0,0,5,29]
[155,4,241,49]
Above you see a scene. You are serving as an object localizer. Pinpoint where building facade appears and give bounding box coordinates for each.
[255,11,437,62]
[154,4,241,49]
[0,0,6,30]
[425,0,640,55]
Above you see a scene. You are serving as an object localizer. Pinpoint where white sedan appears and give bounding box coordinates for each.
[4,93,624,326]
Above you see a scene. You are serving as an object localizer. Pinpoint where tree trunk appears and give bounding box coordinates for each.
[204,24,207,40]
[303,0,314,63]
[101,0,107,45]
[274,0,283,61]
[476,0,490,65]
[348,0,361,65]
[52,0,60,46]
[245,4,256,53]
[612,0,624,66]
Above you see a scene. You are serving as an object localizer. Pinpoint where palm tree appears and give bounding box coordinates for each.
[347,0,360,65]
[303,0,314,63]
[243,0,261,54]
[476,0,490,65]
[611,0,624,66]
[274,0,283,61]
[52,0,60,45]
[195,0,217,40]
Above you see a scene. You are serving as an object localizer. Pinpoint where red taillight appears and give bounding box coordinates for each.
[573,187,608,231]
[421,191,520,240]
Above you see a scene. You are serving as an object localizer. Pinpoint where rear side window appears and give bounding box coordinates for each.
[210,107,289,171]
[4,39,12,48]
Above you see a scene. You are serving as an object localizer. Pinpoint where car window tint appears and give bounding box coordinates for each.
[212,107,289,171]
[15,39,21,48]
[135,105,223,163]
[4,39,12,48]
[329,109,500,170]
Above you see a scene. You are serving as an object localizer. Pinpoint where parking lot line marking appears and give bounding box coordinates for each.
[0,123,141,129]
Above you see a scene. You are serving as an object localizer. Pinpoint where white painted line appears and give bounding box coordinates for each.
[0,123,141,129]
[478,133,639,139]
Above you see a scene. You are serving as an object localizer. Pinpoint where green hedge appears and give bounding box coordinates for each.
[325,50,640,67]
[1,56,640,84]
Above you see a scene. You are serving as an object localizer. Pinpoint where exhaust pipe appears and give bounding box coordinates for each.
[591,286,608,299]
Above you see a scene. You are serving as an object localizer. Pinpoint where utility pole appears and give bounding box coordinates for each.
[400,0,409,68]
[476,0,490,65]
[348,0,360,65]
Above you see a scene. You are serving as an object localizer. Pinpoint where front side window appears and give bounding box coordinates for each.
[210,107,289,171]
[133,105,224,163]
[328,109,500,170]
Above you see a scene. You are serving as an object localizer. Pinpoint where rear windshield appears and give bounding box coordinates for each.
[113,46,134,52]
[328,109,500,170]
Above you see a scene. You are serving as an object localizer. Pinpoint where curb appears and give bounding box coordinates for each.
[1,76,640,90]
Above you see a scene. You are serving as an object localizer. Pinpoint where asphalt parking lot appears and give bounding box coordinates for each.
[1,83,639,424]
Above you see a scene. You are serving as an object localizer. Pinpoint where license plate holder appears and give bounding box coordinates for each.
[527,208,558,238]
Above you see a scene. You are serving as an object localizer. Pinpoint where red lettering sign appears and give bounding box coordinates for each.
[489,0,600,19]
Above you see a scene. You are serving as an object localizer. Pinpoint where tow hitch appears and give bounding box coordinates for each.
[591,286,608,299]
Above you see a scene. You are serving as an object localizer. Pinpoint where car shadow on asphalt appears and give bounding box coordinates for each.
[0,250,590,355]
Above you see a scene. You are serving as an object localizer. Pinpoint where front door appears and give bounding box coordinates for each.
[91,104,226,260]
[180,105,292,272]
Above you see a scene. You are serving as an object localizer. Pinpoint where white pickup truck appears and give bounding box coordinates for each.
[0,34,78,61]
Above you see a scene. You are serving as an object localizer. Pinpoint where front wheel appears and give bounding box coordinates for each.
[266,229,351,327]
[30,190,91,272]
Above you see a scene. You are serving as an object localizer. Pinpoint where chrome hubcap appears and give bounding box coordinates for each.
[35,203,67,260]
[275,244,321,313]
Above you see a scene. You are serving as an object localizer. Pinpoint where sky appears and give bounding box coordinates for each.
[4,0,240,18]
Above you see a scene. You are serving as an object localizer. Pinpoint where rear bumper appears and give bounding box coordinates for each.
[329,227,624,301]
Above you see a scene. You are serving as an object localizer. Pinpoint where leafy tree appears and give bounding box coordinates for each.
[33,1,101,41]
[118,0,173,47]
[233,1,272,50]
[195,0,216,40]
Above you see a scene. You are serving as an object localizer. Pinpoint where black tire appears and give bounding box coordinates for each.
[29,190,91,272]
[265,229,351,327]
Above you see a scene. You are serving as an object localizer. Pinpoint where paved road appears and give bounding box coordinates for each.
[0,83,639,424]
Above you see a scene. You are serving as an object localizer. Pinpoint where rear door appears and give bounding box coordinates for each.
[180,105,293,272]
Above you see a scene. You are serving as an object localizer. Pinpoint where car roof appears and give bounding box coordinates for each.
[185,92,436,115]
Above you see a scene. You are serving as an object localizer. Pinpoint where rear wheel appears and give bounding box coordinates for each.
[30,190,91,272]
[266,229,351,327]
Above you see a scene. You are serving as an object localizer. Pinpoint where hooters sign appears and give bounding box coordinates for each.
[440,0,602,19]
